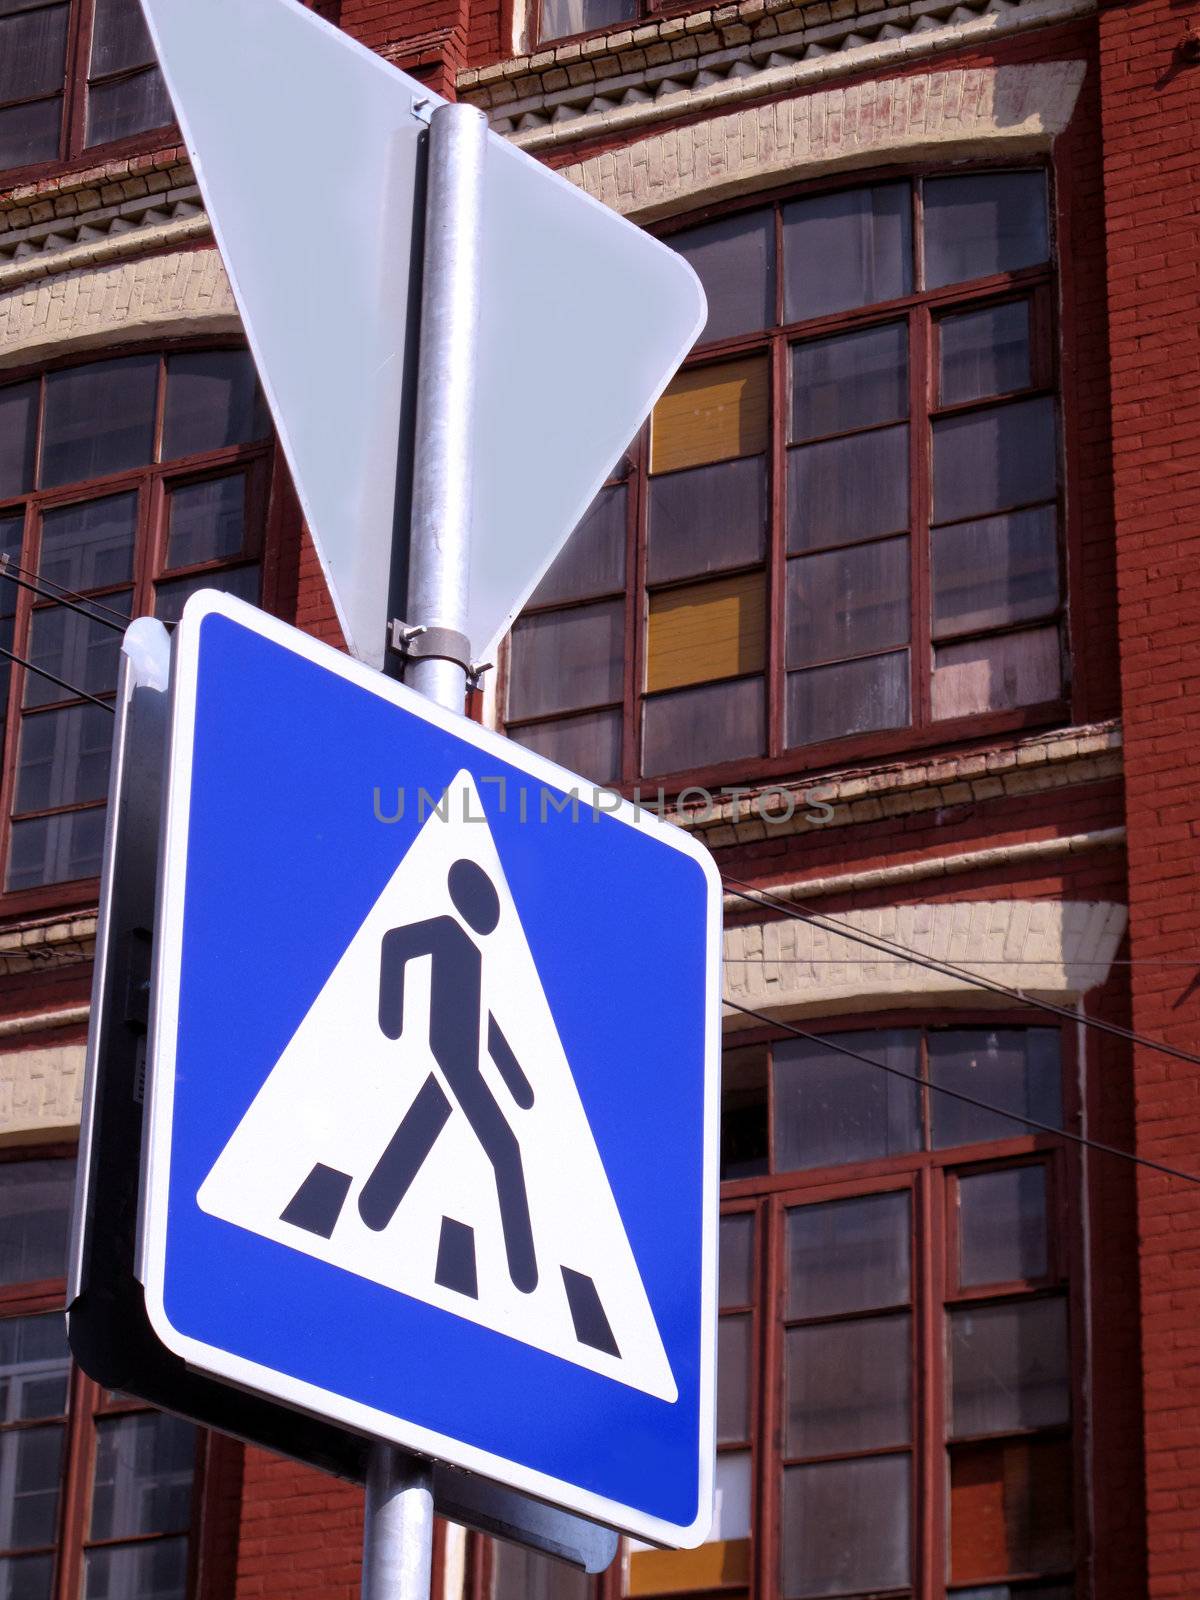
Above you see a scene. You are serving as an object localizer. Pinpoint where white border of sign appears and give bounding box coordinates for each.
[138,591,721,1548]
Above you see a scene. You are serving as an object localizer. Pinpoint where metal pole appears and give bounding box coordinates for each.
[364,97,488,1600]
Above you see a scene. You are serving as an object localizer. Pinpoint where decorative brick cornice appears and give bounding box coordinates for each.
[0,146,189,226]
[0,912,95,975]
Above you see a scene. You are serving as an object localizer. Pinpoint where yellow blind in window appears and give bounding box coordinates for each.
[646,572,766,693]
[651,357,769,475]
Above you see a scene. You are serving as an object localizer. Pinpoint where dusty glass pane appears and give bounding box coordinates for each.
[774,1031,921,1173]
[712,1451,752,1541]
[85,64,172,147]
[0,380,37,501]
[787,649,909,747]
[786,1191,910,1319]
[24,590,131,708]
[954,1586,1073,1599]
[507,600,623,721]
[673,208,775,346]
[783,182,912,323]
[924,171,1050,290]
[0,1426,63,1550]
[154,564,260,624]
[932,624,1061,720]
[0,1315,70,1422]
[933,396,1057,524]
[90,1414,195,1540]
[719,1213,755,1309]
[782,1454,910,1597]
[0,514,23,622]
[538,0,634,42]
[0,1165,73,1287]
[721,1045,768,1182]
[0,5,68,103]
[0,1552,53,1600]
[165,476,246,570]
[648,457,767,586]
[717,1313,752,1445]
[39,492,135,592]
[0,96,60,172]
[14,701,113,811]
[7,805,106,889]
[940,299,1032,405]
[84,1536,189,1600]
[162,351,269,461]
[787,537,910,669]
[506,708,621,788]
[641,674,764,774]
[786,1314,911,1457]
[930,1027,1062,1148]
[932,505,1059,638]
[529,484,626,607]
[788,426,909,552]
[792,322,908,442]
[491,1538,589,1600]
[949,1435,1072,1584]
[41,359,157,488]
[959,1165,1048,1287]
[951,1297,1069,1437]
[90,0,154,76]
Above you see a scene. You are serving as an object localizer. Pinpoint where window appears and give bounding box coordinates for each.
[0,0,174,181]
[536,0,637,46]
[626,1023,1076,1600]
[0,1153,206,1600]
[506,170,1065,785]
[0,346,272,897]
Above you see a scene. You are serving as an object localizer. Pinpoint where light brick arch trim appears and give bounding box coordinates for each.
[563,61,1086,222]
[0,246,238,371]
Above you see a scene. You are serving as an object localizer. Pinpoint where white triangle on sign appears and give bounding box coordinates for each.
[196,770,677,1404]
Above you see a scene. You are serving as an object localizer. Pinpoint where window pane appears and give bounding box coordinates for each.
[783,182,912,323]
[786,1314,910,1458]
[89,0,153,76]
[24,591,130,708]
[787,426,909,552]
[786,1191,910,1319]
[0,97,61,172]
[506,710,621,788]
[0,1552,53,1600]
[717,1313,751,1444]
[787,650,909,747]
[712,1450,751,1540]
[674,209,775,346]
[719,1213,754,1309]
[648,457,767,586]
[787,537,909,669]
[924,171,1050,290]
[651,358,768,475]
[0,1161,74,1285]
[721,1045,768,1182]
[0,6,68,104]
[0,1426,64,1549]
[14,702,113,812]
[0,381,37,501]
[949,1436,1072,1584]
[932,625,1061,720]
[646,571,766,693]
[641,675,764,774]
[774,1031,921,1174]
[165,476,246,570]
[7,805,106,889]
[161,351,269,462]
[933,396,1057,524]
[932,506,1059,638]
[39,492,136,591]
[792,323,908,442]
[507,601,623,721]
[90,1413,195,1541]
[940,300,1032,405]
[41,360,157,489]
[0,1315,70,1421]
[951,1297,1070,1437]
[930,1029,1062,1149]
[529,484,625,608]
[85,64,172,147]
[954,1586,1073,1599]
[959,1165,1048,1287]
[491,1538,589,1600]
[154,564,260,624]
[83,1536,188,1600]
[538,0,634,42]
[782,1454,911,1598]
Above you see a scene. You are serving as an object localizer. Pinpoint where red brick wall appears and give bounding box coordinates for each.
[233,1448,363,1600]
[1101,0,1200,1587]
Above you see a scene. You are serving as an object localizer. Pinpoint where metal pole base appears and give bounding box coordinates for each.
[362,1445,435,1600]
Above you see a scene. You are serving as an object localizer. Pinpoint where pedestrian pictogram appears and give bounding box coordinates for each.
[197,770,677,1402]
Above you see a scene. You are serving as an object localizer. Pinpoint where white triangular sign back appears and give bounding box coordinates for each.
[197,771,677,1404]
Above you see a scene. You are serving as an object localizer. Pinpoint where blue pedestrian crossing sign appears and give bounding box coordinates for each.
[140,592,721,1546]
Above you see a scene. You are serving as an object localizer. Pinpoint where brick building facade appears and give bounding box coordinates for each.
[0,0,1196,1596]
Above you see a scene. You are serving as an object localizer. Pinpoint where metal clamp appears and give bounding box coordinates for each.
[388,620,494,692]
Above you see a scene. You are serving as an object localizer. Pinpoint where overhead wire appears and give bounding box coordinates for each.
[723,877,1200,1071]
[724,998,1200,1187]
[0,643,115,712]
[0,555,130,631]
